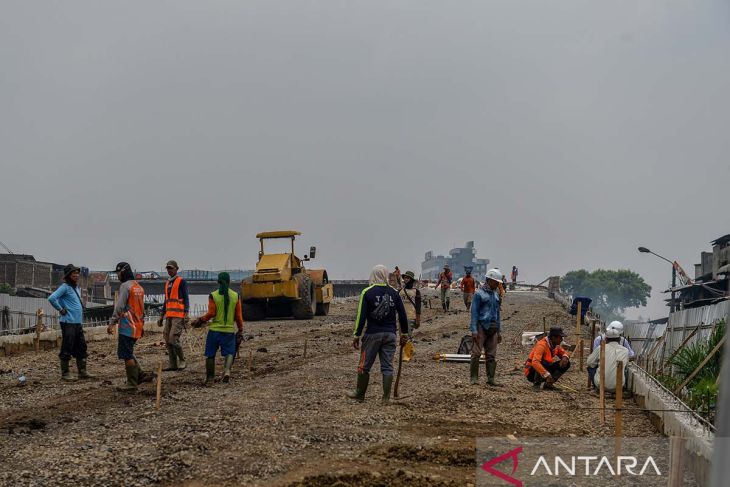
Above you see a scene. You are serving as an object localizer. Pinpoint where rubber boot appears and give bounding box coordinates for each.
[117,364,139,391]
[136,359,156,384]
[470,357,480,385]
[222,354,234,383]
[60,359,77,382]
[76,358,95,379]
[175,345,187,370]
[382,375,393,403]
[346,373,370,402]
[486,361,502,387]
[446,298,450,311]
[205,358,215,386]
[163,345,178,371]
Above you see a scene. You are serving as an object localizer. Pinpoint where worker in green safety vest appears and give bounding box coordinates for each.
[190,272,244,384]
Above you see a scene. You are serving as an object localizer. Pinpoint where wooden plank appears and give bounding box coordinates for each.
[155,363,162,409]
[599,340,606,425]
[673,335,726,395]
[576,302,583,372]
[615,361,624,455]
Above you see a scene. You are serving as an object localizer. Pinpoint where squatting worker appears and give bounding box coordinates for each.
[48,264,94,381]
[348,265,409,403]
[588,320,635,386]
[399,271,422,337]
[190,272,244,385]
[108,262,149,392]
[586,327,629,393]
[469,269,503,387]
[460,269,477,311]
[435,264,453,311]
[158,260,189,371]
[524,327,571,390]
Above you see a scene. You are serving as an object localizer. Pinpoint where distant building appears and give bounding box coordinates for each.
[0,254,63,290]
[673,233,729,309]
[421,241,489,280]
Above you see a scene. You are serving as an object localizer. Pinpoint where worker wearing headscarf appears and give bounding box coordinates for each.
[191,272,244,384]
[348,265,409,403]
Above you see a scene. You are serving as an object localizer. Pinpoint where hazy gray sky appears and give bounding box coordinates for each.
[1,1,729,319]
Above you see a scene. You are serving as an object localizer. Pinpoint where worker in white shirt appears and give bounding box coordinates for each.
[588,320,635,386]
[586,327,629,392]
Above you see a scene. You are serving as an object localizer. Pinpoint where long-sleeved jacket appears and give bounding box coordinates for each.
[587,341,629,391]
[435,270,453,289]
[469,287,501,334]
[593,335,635,359]
[524,337,569,378]
[353,284,408,337]
[199,292,244,333]
[48,283,83,324]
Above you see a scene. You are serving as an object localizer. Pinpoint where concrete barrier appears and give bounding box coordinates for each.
[628,365,714,486]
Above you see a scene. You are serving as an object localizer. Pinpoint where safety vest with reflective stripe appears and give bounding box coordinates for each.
[164,277,186,319]
[119,281,145,339]
[208,289,239,334]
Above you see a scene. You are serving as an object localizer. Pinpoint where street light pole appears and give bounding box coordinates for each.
[638,246,677,313]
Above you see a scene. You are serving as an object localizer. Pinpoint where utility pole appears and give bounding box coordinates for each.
[710,276,730,487]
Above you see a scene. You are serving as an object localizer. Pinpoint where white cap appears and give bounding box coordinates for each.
[608,321,624,334]
[485,268,503,282]
[606,327,621,339]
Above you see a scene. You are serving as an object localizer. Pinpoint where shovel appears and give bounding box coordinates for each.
[394,342,404,398]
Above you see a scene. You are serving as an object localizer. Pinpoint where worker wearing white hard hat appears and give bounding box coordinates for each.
[592,321,635,359]
[469,269,504,387]
[586,327,630,392]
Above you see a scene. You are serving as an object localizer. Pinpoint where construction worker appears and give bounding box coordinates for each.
[469,269,503,387]
[157,260,189,371]
[460,269,476,311]
[107,262,149,392]
[588,321,635,386]
[190,272,244,385]
[48,264,94,381]
[510,266,518,290]
[399,271,421,336]
[524,327,571,390]
[435,264,453,311]
[586,327,629,392]
[348,265,408,403]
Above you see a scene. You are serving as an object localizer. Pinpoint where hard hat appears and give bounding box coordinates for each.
[606,328,621,339]
[607,321,624,334]
[485,268,503,282]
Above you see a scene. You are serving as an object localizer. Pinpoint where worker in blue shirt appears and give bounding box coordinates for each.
[469,269,503,387]
[48,264,94,381]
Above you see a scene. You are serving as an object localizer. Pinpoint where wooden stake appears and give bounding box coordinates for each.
[599,340,606,425]
[659,325,701,375]
[615,361,624,455]
[155,363,162,409]
[576,302,583,372]
[588,321,597,389]
[668,437,686,487]
[673,335,726,395]
[35,309,43,352]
